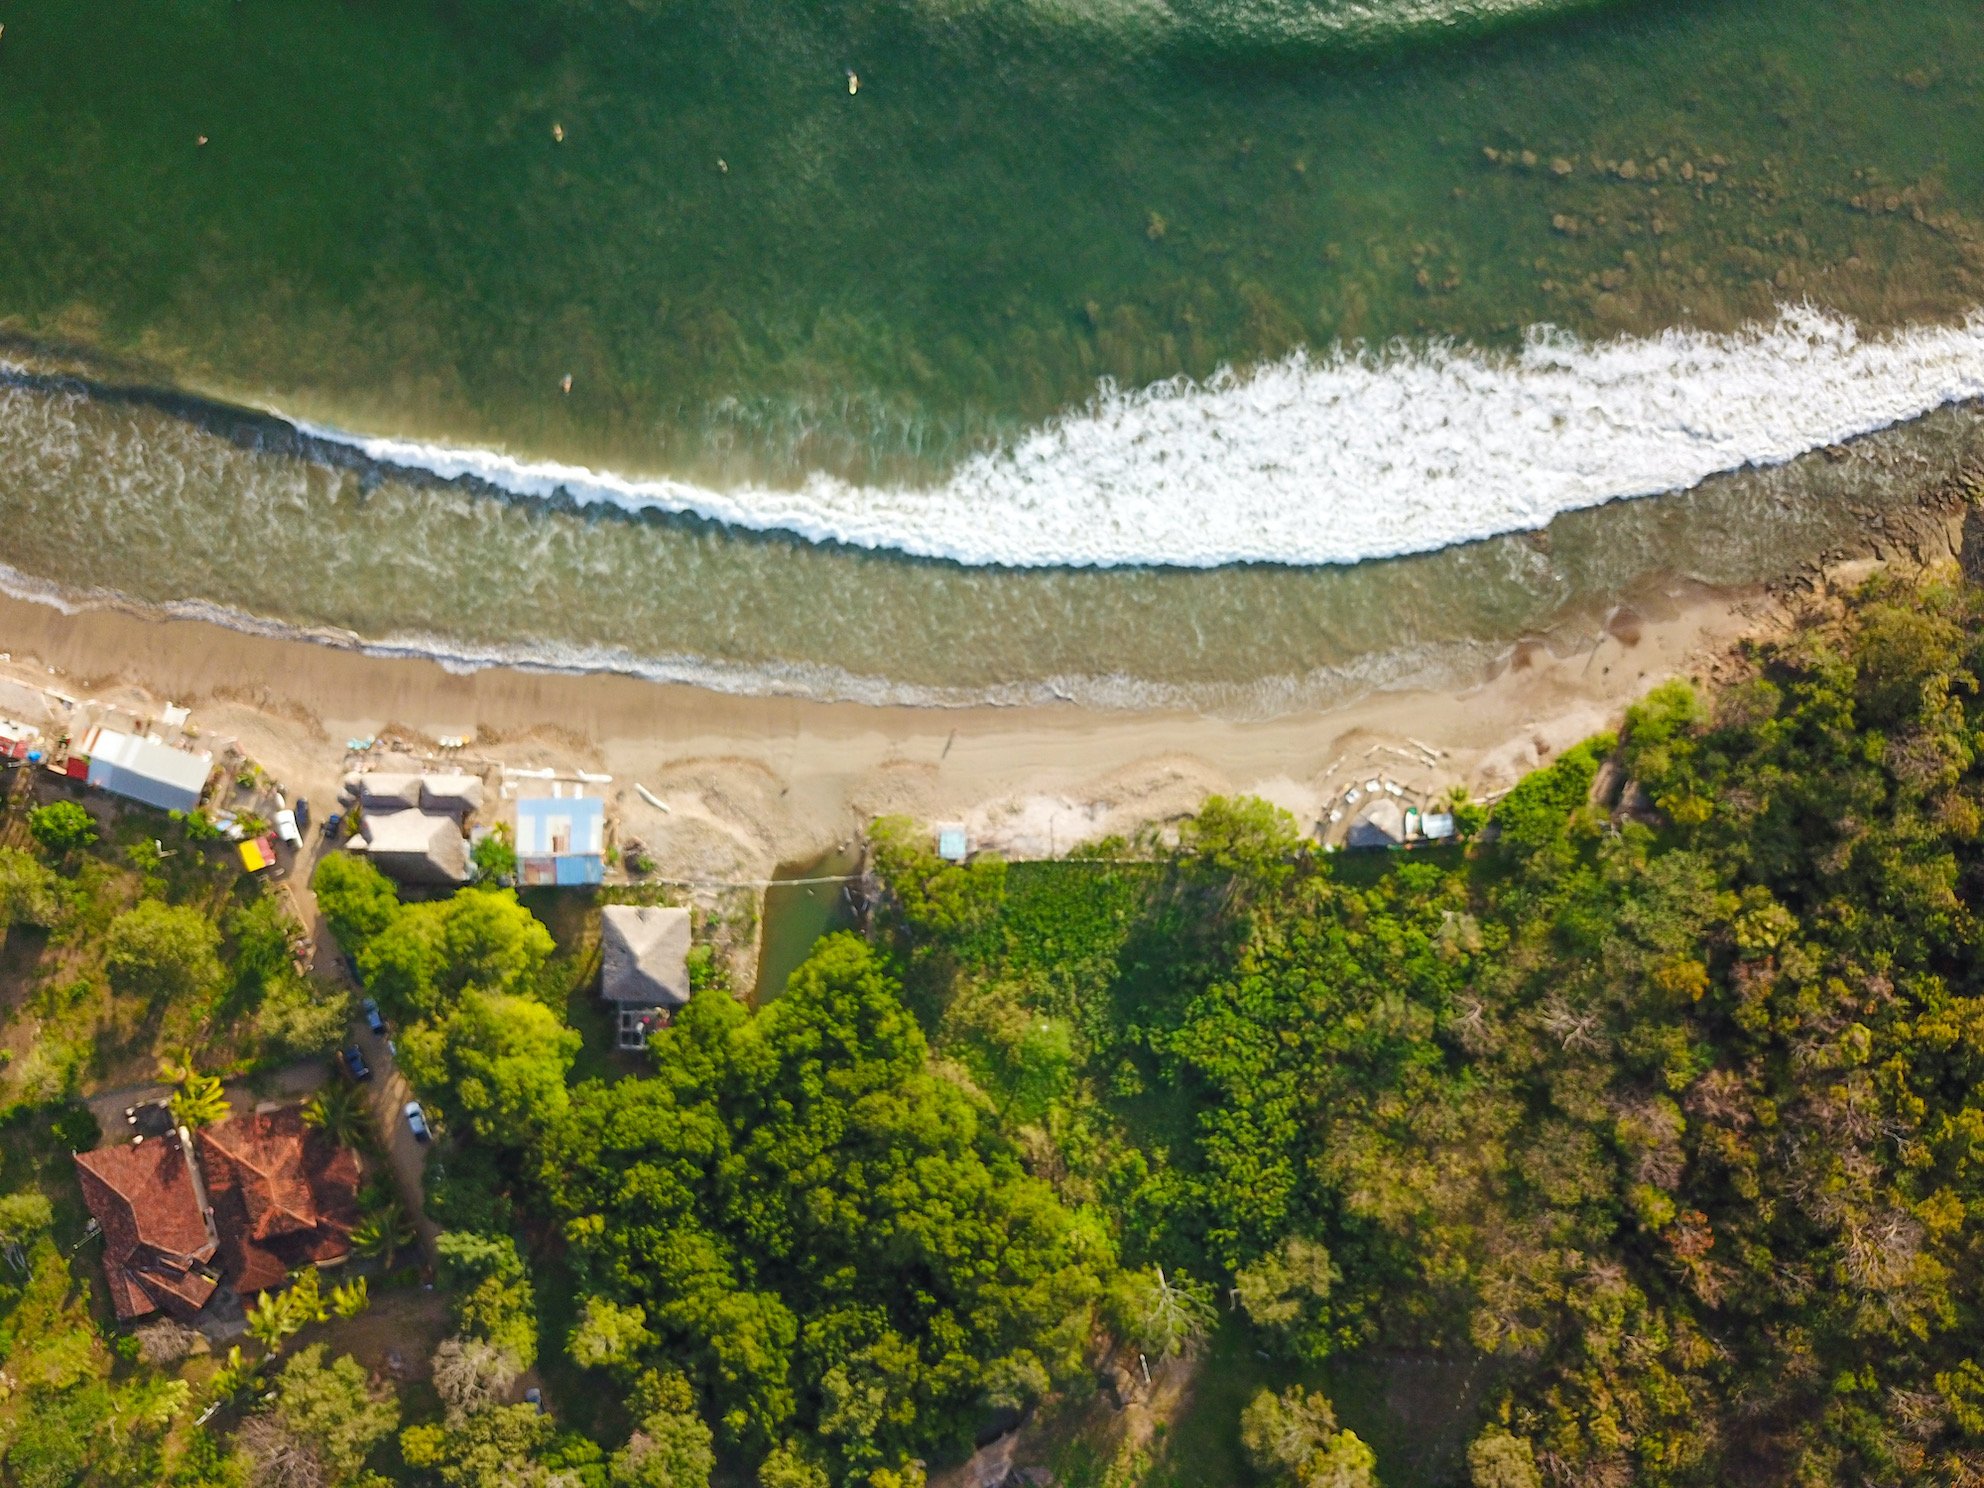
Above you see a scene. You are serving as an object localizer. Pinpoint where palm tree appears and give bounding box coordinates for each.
[302,1083,371,1150]
[245,1293,291,1353]
[205,1345,260,1408]
[158,1056,230,1129]
[351,1196,416,1271]
[329,1276,369,1319]
[246,1269,329,1353]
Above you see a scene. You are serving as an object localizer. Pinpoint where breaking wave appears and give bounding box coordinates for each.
[297,307,1984,571]
[1148,0,1624,53]
[963,0,1628,54]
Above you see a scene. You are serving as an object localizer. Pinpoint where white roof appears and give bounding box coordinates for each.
[516,795,605,857]
[84,728,212,798]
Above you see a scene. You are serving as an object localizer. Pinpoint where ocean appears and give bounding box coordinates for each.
[1,0,1981,710]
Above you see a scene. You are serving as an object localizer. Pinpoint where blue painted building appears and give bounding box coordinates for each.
[515,794,606,886]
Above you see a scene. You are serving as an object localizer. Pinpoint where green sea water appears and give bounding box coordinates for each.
[4,0,1981,480]
[0,0,1981,704]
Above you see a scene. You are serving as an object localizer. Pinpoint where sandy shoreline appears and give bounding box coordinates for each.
[0,571,1804,881]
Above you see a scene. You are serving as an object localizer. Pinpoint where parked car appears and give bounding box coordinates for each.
[362,997,387,1036]
[404,1101,430,1142]
[322,811,344,842]
[341,1044,371,1082]
[295,798,311,833]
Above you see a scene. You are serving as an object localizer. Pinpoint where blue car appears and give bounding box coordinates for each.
[404,1101,431,1142]
[341,1044,371,1082]
[362,998,387,1036]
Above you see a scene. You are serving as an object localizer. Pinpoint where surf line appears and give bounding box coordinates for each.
[282,307,1984,570]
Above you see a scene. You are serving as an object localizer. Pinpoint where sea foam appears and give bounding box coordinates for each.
[1156,0,1619,52]
[297,306,1984,571]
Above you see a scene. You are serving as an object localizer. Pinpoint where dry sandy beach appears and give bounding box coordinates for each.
[0,573,1803,882]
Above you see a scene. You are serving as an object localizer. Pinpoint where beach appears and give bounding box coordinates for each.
[0,570,1805,883]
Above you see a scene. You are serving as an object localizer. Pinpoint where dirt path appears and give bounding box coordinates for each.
[285,828,442,1270]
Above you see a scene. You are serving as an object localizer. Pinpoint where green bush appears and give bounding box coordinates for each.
[27,800,96,856]
[1490,732,1614,852]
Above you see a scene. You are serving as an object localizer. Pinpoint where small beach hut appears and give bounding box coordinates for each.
[1346,796,1407,850]
[349,811,469,886]
[341,772,423,813]
[600,905,692,1049]
[515,795,606,886]
[419,773,485,817]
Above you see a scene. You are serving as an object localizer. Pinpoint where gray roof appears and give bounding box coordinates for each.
[599,905,692,1007]
[84,729,212,814]
[419,774,484,816]
[1346,796,1407,850]
[341,771,483,819]
[343,772,423,812]
[354,811,469,885]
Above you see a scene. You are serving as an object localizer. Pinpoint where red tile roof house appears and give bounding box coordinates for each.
[73,1108,360,1323]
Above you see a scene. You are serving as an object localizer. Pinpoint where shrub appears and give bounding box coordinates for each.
[27,801,96,856]
[105,902,224,1004]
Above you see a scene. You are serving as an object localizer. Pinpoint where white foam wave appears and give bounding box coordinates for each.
[974,0,1614,52]
[297,306,1984,570]
[1157,0,1612,50]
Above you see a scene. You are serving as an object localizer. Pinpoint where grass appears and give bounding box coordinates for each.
[1116,1320,1486,1488]
[0,775,293,1109]
[520,887,648,1087]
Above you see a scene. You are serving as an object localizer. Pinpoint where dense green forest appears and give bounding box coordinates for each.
[8,567,1984,1485]
[862,569,1984,1486]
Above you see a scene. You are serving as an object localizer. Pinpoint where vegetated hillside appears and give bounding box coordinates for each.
[871,569,1984,1486]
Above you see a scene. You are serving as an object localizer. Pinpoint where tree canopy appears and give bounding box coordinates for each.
[105,901,224,1005]
[871,573,1984,1485]
[540,933,1101,1480]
